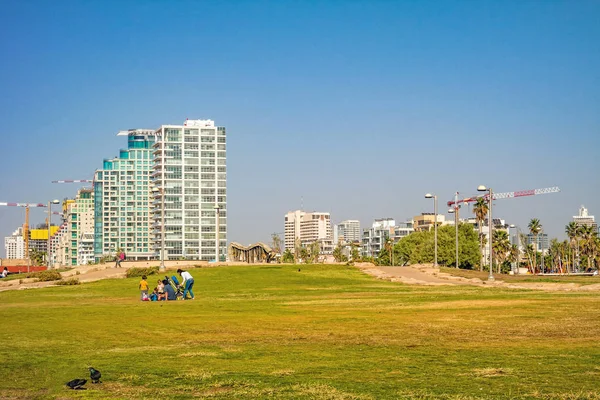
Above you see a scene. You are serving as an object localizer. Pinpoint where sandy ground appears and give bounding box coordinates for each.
[356,263,600,291]
[0,263,193,293]
[1,262,599,293]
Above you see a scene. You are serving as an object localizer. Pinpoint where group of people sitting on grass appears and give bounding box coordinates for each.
[138,269,194,301]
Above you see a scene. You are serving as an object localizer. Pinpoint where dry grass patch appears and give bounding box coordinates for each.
[178,350,220,358]
[471,368,513,378]
[291,383,373,400]
[270,369,295,376]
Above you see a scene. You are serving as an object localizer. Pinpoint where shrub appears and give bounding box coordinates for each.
[126,267,159,278]
[26,270,62,282]
[56,278,80,286]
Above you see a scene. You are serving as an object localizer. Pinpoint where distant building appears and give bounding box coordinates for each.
[525,233,549,253]
[94,129,156,261]
[152,119,227,261]
[28,226,59,257]
[4,227,24,259]
[393,221,414,241]
[361,218,414,258]
[333,220,361,244]
[573,205,597,232]
[412,213,446,232]
[284,210,333,255]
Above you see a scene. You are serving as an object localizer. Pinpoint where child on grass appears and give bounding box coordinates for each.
[139,275,149,301]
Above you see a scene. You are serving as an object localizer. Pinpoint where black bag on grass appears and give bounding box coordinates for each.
[66,378,87,390]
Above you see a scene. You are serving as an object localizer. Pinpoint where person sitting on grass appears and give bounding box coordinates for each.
[177,269,195,300]
[163,279,176,301]
[149,287,158,301]
[157,279,167,301]
[1,267,8,278]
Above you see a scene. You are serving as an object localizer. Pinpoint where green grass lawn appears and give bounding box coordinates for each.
[1,264,599,399]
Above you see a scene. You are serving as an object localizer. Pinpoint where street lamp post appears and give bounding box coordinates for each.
[47,199,59,269]
[478,185,494,281]
[510,224,521,274]
[214,205,221,262]
[425,193,438,267]
[447,191,460,268]
[151,186,166,271]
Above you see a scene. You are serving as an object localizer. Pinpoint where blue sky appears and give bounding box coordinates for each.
[1,1,598,256]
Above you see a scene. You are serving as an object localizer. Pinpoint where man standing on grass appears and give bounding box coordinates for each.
[177,269,195,300]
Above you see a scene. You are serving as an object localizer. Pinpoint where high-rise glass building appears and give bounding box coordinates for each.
[152,119,227,261]
[93,129,156,261]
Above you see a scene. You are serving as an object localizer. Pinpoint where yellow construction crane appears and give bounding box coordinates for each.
[0,202,47,267]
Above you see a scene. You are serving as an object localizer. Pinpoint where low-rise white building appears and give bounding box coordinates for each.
[362,218,414,258]
[4,227,24,259]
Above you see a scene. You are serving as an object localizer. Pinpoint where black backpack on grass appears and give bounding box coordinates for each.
[66,378,87,390]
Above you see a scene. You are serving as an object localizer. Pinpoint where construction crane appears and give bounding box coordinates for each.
[0,202,47,265]
[51,179,93,184]
[447,186,561,206]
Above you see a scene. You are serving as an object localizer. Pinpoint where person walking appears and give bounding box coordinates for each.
[114,251,122,268]
[139,275,149,301]
[177,269,195,300]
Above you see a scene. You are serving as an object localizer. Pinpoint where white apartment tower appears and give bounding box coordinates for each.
[284,210,333,254]
[573,206,597,232]
[4,227,25,259]
[152,119,227,261]
[334,220,361,244]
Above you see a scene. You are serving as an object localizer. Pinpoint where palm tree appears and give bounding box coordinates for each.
[528,218,542,274]
[548,239,564,273]
[383,237,394,266]
[580,225,598,271]
[473,197,488,272]
[492,230,511,273]
[565,222,579,274]
[509,244,520,273]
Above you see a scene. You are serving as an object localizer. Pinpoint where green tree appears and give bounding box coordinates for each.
[350,243,360,263]
[492,230,511,273]
[565,222,579,273]
[332,244,345,262]
[528,218,542,274]
[309,241,321,263]
[29,249,46,266]
[508,244,519,272]
[473,197,488,271]
[393,224,479,269]
[281,249,294,263]
[580,225,598,271]
[271,233,282,254]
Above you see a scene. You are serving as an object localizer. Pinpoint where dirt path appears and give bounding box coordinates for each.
[356,263,600,292]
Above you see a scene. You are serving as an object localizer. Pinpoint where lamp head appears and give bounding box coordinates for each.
[510,224,515,228]
[425,193,433,199]
[477,185,487,192]
[51,199,60,204]
[448,208,454,213]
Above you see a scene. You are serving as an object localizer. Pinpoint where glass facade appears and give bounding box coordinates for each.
[94,129,156,261]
